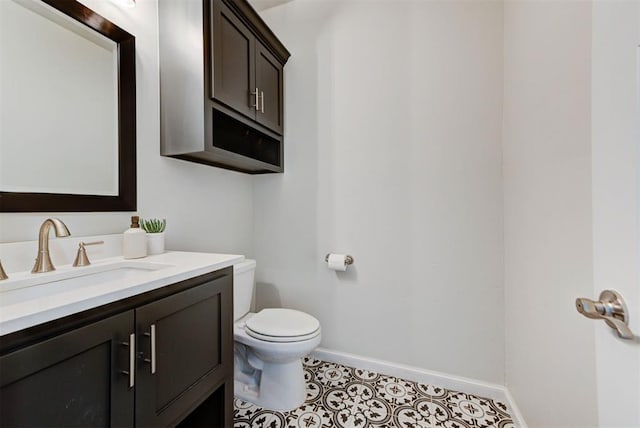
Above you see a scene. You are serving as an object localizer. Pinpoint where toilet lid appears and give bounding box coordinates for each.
[245,308,320,342]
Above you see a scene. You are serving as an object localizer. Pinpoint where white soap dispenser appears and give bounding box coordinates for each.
[123,215,147,259]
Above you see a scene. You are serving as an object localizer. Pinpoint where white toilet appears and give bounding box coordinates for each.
[233,259,321,411]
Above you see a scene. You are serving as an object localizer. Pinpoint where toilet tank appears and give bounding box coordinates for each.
[233,259,256,321]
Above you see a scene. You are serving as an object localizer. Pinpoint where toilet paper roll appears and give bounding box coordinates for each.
[327,253,348,271]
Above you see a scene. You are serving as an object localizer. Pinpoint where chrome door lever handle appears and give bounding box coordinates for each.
[576,290,634,340]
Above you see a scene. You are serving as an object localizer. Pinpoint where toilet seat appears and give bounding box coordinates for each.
[245,308,320,343]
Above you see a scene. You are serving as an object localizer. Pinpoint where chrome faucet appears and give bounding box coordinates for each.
[32,218,71,273]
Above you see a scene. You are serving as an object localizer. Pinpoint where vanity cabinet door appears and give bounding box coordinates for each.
[0,311,134,428]
[212,0,256,119]
[255,41,284,135]
[134,274,233,427]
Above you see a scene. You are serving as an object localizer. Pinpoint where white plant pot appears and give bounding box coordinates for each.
[147,232,165,255]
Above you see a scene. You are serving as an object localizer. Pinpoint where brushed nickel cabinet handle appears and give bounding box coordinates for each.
[120,333,135,388]
[260,91,264,113]
[129,333,135,386]
[150,324,156,374]
[143,324,157,374]
[251,88,259,110]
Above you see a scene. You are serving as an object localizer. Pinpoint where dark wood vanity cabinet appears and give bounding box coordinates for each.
[0,269,233,428]
[212,0,284,135]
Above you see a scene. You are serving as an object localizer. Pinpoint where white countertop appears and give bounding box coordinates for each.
[0,251,243,336]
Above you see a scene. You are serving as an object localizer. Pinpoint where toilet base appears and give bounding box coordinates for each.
[234,358,306,411]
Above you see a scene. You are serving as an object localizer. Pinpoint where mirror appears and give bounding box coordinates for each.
[0,0,136,212]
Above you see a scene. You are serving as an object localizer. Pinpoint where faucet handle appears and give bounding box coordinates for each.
[73,241,104,267]
[0,259,8,280]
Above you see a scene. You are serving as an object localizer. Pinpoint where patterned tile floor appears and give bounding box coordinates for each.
[234,357,515,428]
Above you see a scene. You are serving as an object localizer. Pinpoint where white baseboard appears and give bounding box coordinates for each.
[311,347,527,428]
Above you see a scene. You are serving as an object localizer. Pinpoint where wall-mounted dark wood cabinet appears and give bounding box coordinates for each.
[160,0,290,174]
[0,269,233,428]
[212,0,284,135]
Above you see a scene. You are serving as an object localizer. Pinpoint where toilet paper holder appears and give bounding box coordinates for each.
[325,254,354,265]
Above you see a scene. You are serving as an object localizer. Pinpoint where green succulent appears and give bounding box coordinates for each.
[141,218,166,233]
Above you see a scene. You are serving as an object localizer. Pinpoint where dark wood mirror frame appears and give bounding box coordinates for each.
[0,0,136,213]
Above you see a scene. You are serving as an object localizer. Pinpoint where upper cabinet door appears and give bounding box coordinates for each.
[255,42,284,135]
[212,0,256,119]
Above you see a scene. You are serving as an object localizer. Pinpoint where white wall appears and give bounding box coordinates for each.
[254,0,505,383]
[503,1,598,425]
[0,0,254,257]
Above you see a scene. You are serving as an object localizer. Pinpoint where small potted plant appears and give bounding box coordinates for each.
[141,218,166,255]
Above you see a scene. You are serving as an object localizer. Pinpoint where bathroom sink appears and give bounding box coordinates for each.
[0,250,243,336]
[0,261,173,307]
